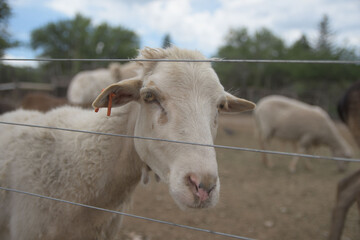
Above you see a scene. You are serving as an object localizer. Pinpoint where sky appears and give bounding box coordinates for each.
[3,0,360,67]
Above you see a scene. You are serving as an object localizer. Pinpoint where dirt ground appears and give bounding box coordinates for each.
[118,113,360,240]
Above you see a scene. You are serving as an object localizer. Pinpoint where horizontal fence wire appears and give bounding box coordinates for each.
[0,186,254,240]
[1,57,360,64]
[1,56,359,239]
[0,120,359,163]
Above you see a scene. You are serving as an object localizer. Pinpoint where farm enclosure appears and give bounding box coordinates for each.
[118,113,360,240]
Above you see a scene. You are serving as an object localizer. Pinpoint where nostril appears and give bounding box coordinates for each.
[188,174,200,191]
[199,182,217,196]
[203,183,216,195]
[187,173,217,202]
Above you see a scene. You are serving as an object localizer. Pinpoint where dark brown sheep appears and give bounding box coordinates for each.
[337,80,360,146]
[329,81,360,240]
[21,92,68,112]
[0,102,16,115]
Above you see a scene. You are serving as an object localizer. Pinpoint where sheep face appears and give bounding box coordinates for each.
[93,47,255,209]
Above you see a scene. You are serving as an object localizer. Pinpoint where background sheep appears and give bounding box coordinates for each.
[21,92,68,112]
[338,80,360,147]
[329,81,360,240]
[0,102,15,115]
[67,62,139,107]
[0,46,255,240]
[254,95,352,172]
[329,169,360,240]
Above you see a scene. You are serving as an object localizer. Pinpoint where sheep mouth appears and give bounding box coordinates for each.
[188,199,212,209]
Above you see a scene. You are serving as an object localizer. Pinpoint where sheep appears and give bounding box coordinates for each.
[0,46,255,240]
[0,102,15,115]
[337,80,360,147]
[21,92,68,112]
[254,95,352,173]
[67,62,140,107]
[329,169,360,240]
[329,81,360,240]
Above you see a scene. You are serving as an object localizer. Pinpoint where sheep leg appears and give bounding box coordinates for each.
[329,170,360,240]
[354,172,360,217]
[260,139,273,168]
[304,147,313,171]
[257,129,273,168]
[357,194,360,215]
[290,135,313,173]
[348,111,360,147]
[289,143,299,173]
[289,144,308,173]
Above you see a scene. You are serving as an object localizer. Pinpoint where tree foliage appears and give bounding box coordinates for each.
[214,17,360,115]
[215,28,288,90]
[0,0,16,57]
[162,33,172,48]
[31,14,140,75]
[316,15,334,55]
[215,20,359,92]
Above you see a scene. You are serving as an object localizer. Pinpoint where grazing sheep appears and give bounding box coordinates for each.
[254,95,352,172]
[329,81,360,240]
[21,92,68,112]
[67,62,139,107]
[0,46,255,240]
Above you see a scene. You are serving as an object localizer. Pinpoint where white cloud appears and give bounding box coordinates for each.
[2,54,39,68]
[14,0,360,57]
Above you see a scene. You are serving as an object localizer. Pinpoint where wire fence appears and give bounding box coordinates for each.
[0,186,254,240]
[1,56,359,239]
[2,57,360,64]
[0,120,359,163]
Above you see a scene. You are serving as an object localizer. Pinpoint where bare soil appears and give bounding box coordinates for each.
[119,114,360,240]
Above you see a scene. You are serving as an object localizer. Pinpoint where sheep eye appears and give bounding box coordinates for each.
[144,92,156,103]
[218,103,225,110]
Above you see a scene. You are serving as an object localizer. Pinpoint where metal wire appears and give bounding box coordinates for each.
[1,55,358,240]
[0,120,359,163]
[1,57,360,65]
[0,186,254,240]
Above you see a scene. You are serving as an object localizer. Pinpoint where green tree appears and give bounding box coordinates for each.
[288,35,312,57]
[286,34,315,91]
[316,14,334,55]
[310,15,359,86]
[214,28,288,90]
[0,0,16,57]
[162,33,172,48]
[31,14,140,75]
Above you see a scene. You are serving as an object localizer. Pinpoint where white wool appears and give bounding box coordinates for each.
[0,105,143,239]
[67,62,140,107]
[0,46,255,239]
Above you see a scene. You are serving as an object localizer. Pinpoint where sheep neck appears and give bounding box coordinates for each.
[322,124,347,155]
[89,102,144,210]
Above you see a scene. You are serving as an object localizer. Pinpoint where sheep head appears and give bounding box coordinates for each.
[93,46,255,209]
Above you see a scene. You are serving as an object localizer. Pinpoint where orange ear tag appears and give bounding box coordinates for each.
[94,89,105,113]
[107,93,116,116]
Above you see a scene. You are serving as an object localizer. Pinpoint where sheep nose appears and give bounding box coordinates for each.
[187,173,217,202]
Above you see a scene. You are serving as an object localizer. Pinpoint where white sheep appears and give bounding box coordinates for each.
[254,95,352,172]
[0,46,255,240]
[67,62,140,107]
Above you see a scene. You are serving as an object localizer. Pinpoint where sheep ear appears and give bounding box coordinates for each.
[92,78,142,109]
[220,92,256,113]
